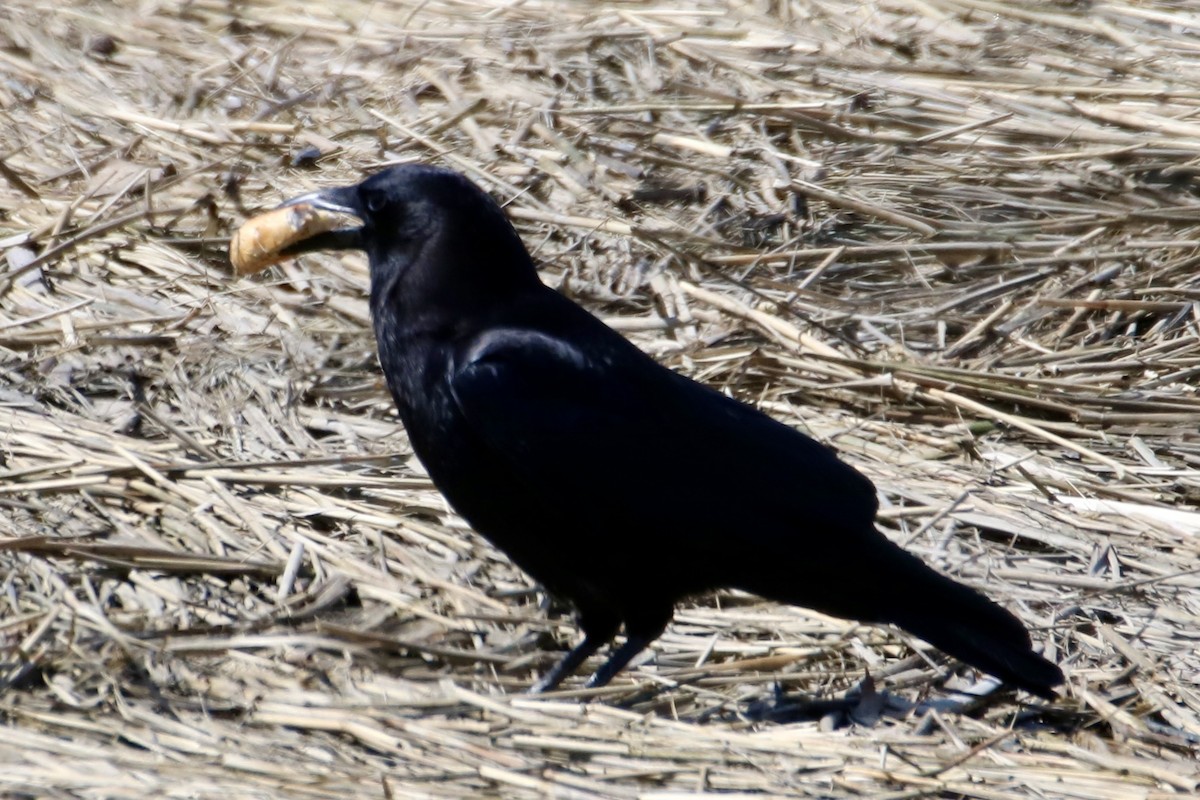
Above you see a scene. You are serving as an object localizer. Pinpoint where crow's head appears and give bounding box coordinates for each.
[277,164,540,310]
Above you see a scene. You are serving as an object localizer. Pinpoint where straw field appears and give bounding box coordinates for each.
[1,1,1198,797]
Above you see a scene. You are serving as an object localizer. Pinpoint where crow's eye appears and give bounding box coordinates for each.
[365,192,388,213]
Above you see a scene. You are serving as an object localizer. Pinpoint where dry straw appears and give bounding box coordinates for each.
[1,0,1198,797]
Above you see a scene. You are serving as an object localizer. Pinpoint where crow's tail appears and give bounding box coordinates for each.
[880,553,1063,699]
[747,537,1063,699]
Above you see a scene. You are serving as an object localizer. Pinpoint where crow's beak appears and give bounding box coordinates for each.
[277,185,365,255]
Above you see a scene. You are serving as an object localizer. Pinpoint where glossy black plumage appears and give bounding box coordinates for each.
[280,164,1064,698]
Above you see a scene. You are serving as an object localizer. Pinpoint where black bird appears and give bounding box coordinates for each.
[273,164,1064,698]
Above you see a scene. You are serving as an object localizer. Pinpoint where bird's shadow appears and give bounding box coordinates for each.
[588,674,1074,733]
[732,680,1075,732]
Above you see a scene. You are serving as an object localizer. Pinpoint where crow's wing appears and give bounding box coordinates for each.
[448,326,880,549]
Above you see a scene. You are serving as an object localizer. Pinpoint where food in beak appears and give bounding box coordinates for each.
[228,203,344,275]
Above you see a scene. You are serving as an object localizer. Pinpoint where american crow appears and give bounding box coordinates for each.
[263,164,1063,698]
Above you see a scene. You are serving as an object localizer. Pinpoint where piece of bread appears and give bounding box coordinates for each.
[229,203,338,275]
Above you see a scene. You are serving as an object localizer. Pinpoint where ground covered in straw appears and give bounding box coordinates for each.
[2,1,1199,797]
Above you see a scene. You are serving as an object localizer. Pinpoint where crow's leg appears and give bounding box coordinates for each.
[583,636,651,689]
[584,605,671,689]
[530,610,619,694]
